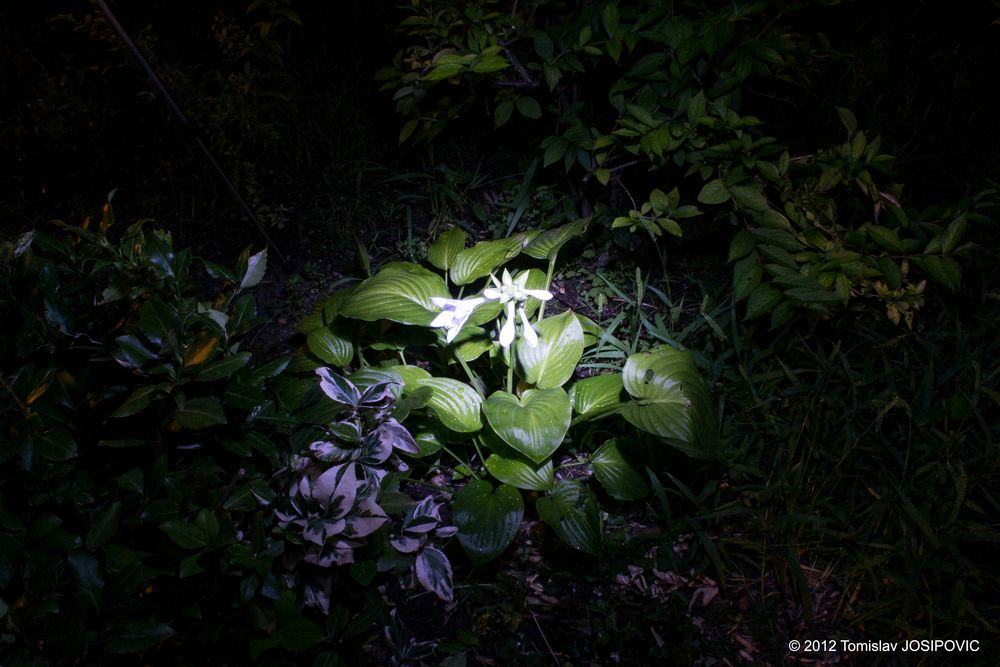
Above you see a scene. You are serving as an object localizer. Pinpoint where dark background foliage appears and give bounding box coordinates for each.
[2,0,999,664]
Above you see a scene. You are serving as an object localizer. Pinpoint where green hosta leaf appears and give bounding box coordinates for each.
[522,219,589,260]
[428,228,468,271]
[620,347,716,457]
[697,178,730,205]
[415,546,454,601]
[340,262,449,325]
[450,238,522,285]
[412,377,483,432]
[455,332,494,363]
[454,480,523,564]
[392,364,432,386]
[484,452,554,491]
[536,480,601,555]
[590,440,648,500]
[482,429,554,491]
[516,310,583,389]
[483,388,571,463]
[307,327,354,367]
[569,373,624,416]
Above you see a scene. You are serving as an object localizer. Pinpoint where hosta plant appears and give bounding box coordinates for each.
[292,222,718,561]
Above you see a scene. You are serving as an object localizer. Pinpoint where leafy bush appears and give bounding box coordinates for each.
[292,221,719,562]
[378,0,975,329]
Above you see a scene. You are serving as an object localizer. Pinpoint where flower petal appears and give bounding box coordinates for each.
[524,288,554,301]
[499,304,516,347]
[519,306,538,347]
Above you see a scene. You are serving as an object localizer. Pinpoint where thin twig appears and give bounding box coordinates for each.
[93,0,287,265]
[531,612,560,665]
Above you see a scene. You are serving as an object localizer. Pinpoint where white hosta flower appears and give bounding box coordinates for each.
[430,269,552,348]
[429,296,485,342]
[487,269,552,348]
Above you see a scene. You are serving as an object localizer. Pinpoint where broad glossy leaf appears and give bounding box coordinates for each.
[697,178,730,205]
[68,552,103,608]
[340,262,449,325]
[182,333,219,368]
[536,480,602,555]
[453,480,523,564]
[240,248,267,289]
[86,501,122,550]
[516,310,583,389]
[522,219,589,260]
[620,347,716,457]
[110,383,171,418]
[730,185,768,211]
[590,440,648,500]
[428,228,468,271]
[175,396,227,430]
[450,238,522,285]
[115,335,158,369]
[482,428,554,490]
[415,546,453,601]
[412,377,483,432]
[733,254,762,302]
[307,327,354,367]
[483,388,571,463]
[728,229,755,261]
[160,520,209,549]
[195,352,251,382]
[744,283,782,320]
[914,255,961,290]
[569,373,624,416]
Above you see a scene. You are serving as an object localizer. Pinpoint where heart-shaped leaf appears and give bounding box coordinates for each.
[483,388,571,463]
[536,480,602,555]
[453,480,523,564]
[412,377,483,433]
[481,427,553,491]
[590,440,648,500]
[339,262,449,325]
[620,347,716,457]
[522,219,589,260]
[427,228,468,271]
[306,327,354,367]
[569,373,624,416]
[450,238,522,285]
[516,310,584,389]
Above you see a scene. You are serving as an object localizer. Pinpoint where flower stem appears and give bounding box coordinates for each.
[456,354,484,398]
[505,346,514,394]
[440,444,479,480]
[537,254,558,324]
